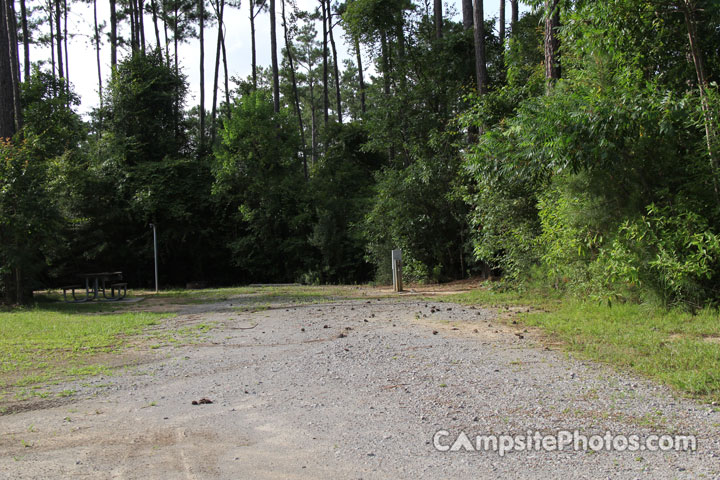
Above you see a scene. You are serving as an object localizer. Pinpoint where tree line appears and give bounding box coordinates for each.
[0,0,719,310]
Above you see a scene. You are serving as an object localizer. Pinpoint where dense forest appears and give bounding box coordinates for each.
[0,0,719,309]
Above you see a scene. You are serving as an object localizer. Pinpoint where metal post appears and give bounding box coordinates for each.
[150,223,158,293]
[392,249,403,292]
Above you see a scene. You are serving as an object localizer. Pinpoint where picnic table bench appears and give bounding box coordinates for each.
[62,272,127,302]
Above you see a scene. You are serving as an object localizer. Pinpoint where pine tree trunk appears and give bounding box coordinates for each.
[173,2,179,136]
[473,0,487,94]
[270,0,279,112]
[110,0,117,67]
[199,0,206,150]
[510,0,518,34]
[151,0,161,51]
[94,0,102,104]
[327,0,342,124]
[354,37,365,115]
[139,0,146,53]
[250,0,257,90]
[19,0,29,80]
[50,6,55,79]
[462,0,473,30]
[499,0,505,44]
[55,0,64,78]
[162,6,170,64]
[321,0,329,124]
[281,0,307,178]
[211,0,224,145]
[221,23,229,115]
[7,0,20,87]
[129,0,136,51]
[434,0,442,38]
[63,0,68,84]
[309,77,316,165]
[0,0,18,137]
[544,0,561,87]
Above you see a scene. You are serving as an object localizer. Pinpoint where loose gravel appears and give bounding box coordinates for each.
[0,297,718,479]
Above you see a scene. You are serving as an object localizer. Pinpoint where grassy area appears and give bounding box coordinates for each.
[0,303,172,394]
[445,285,720,403]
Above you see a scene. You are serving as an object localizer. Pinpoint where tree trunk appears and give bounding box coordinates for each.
[49,3,55,78]
[110,0,117,67]
[7,0,20,86]
[681,0,719,202]
[354,37,365,114]
[139,0,146,53]
[94,0,103,104]
[309,76,316,165]
[499,0,505,44]
[281,0,307,177]
[510,0,518,34]
[199,0,205,150]
[544,0,561,88]
[270,0,279,112]
[129,0,136,51]
[211,0,224,145]
[151,0,161,51]
[321,0,328,124]
[462,0,473,30]
[472,0,487,94]
[250,0,257,89]
[0,0,19,137]
[434,0,442,38]
[54,0,64,79]
[221,21,229,116]
[19,0,29,80]
[63,0,69,84]
[327,0,342,124]
[162,4,170,64]
[173,2,179,136]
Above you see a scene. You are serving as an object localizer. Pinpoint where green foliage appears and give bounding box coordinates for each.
[308,123,381,283]
[464,0,720,307]
[601,205,720,308]
[21,69,85,158]
[0,139,61,302]
[105,51,188,164]
[213,90,311,282]
[342,0,413,42]
[364,154,469,283]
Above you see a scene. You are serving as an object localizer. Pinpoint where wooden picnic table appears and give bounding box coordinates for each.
[62,272,127,302]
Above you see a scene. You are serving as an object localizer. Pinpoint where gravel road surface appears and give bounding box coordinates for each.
[1,295,719,479]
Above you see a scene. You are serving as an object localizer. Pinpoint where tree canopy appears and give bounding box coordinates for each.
[1,0,719,310]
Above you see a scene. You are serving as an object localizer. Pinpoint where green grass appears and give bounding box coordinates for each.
[0,305,172,391]
[445,285,720,402]
[441,284,563,309]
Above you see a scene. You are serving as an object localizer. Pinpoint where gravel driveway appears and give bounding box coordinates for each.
[1,296,719,479]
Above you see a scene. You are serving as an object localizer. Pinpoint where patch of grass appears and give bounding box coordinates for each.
[0,307,172,391]
[523,302,720,401]
[444,286,720,402]
[440,283,562,309]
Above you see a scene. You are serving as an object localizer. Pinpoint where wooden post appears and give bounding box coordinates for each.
[392,249,403,292]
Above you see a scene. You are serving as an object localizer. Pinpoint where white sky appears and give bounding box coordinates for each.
[26,0,520,115]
